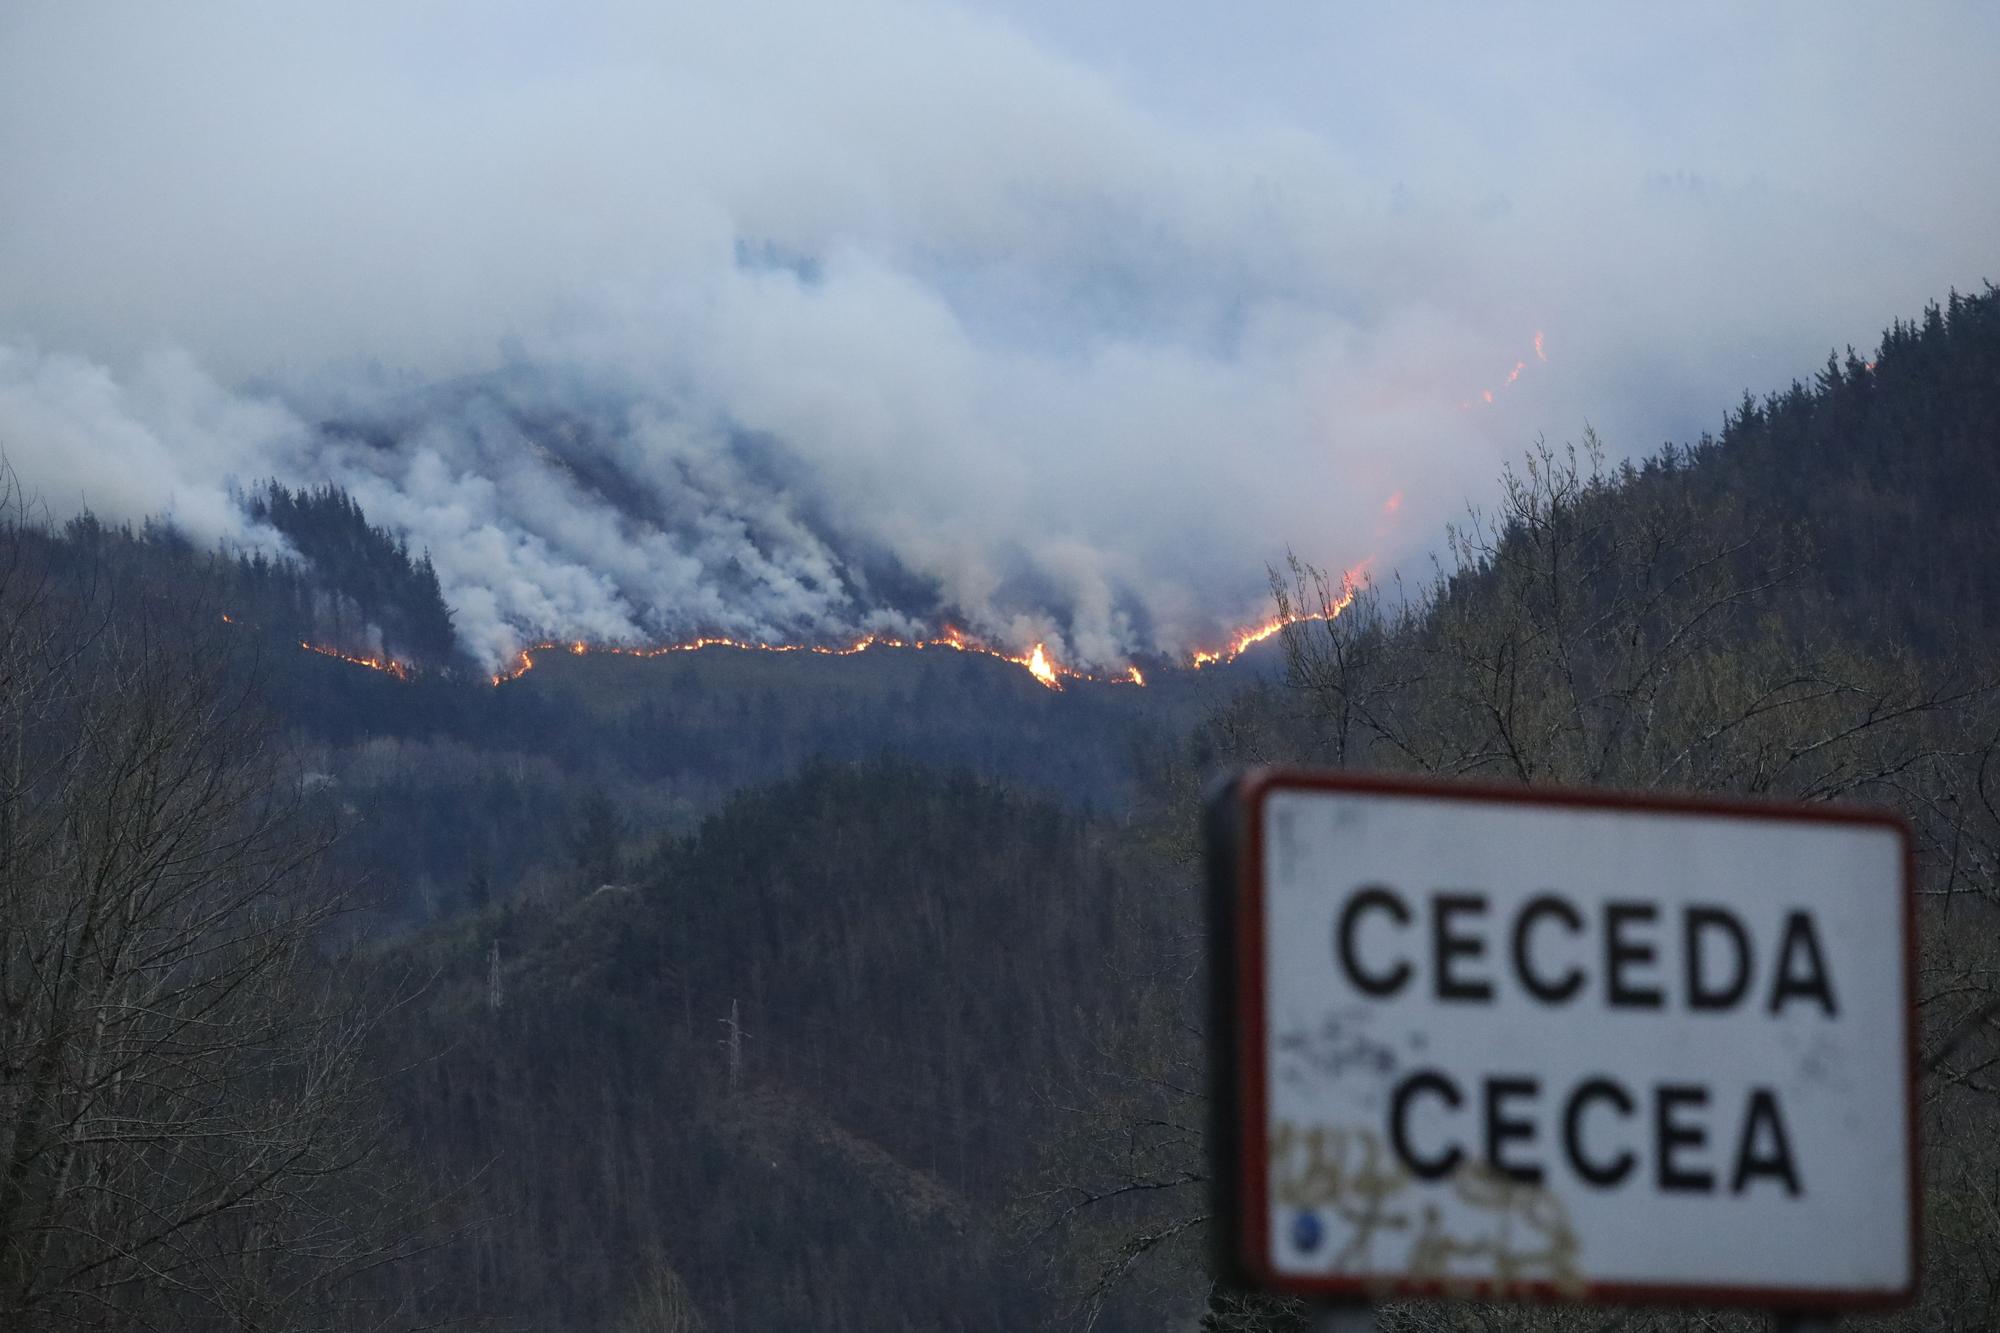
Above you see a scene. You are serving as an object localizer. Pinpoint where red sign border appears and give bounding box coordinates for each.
[1214,766,1921,1311]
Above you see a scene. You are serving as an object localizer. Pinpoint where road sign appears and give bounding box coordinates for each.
[1207,769,1917,1311]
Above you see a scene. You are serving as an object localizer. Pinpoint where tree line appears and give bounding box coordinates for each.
[1047,286,2000,1331]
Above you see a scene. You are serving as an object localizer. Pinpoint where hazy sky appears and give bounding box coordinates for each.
[0,1,1993,667]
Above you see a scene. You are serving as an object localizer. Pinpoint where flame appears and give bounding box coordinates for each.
[242,555,1378,692]
[1467,332,1549,407]
[1383,490,1404,515]
[1188,563,1366,670]
[217,610,417,681]
[483,624,1087,691]
[492,649,536,686]
[1024,643,1059,690]
[301,640,412,681]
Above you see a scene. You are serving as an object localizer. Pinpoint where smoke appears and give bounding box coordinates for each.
[287,362,944,669]
[1,1,1996,669]
[0,345,296,556]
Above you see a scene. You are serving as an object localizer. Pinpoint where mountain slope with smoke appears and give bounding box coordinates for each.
[4,2,1997,672]
[2,339,1342,673]
[284,364,959,671]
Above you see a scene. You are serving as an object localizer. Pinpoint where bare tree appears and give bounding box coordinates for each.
[608,1248,705,1333]
[1041,437,2000,1330]
[0,488,428,1331]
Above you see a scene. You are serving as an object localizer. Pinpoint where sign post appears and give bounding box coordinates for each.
[1207,769,1918,1319]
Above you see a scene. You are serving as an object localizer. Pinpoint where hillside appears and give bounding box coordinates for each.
[6,493,1270,921]
[1082,288,2000,1329]
[310,637,1257,922]
[366,759,1182,1331]
[6,286,1999,1333]
[12,9,2000,1330]
[331,287,2000,1333]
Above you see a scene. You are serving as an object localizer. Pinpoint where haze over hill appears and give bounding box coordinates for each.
[4,3,1998,673]
[5,273,2000,1330]
[352,285,2000,1331]
[5,5,2000,1329]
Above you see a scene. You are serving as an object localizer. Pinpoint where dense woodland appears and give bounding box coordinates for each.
[2,285,1998,1330]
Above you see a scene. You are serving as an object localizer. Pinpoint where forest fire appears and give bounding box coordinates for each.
[1462,330,1551,409]
[1187,564,1366,670]
[301,641,412,681]
[249,565,1371,693]
[1024,643,1059,689]
[484,625,1112,691]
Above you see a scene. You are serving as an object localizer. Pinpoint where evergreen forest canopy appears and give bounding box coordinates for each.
[243,479,464,671]
[0,284,1997,1330]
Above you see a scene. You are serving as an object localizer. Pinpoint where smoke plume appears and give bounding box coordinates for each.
[1,1,1995,669]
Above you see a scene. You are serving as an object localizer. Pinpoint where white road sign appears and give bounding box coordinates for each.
[1207,770,1917,1310]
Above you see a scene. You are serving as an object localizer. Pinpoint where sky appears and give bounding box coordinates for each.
[0,1,1994,670]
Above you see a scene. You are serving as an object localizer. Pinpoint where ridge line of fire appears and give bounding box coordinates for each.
[217,324,1534,691]
[230,568,1365,692]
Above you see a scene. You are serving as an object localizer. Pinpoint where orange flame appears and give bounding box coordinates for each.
[491,649,536,686]
[485,624,1091,691]
[1188,563,1366,670]
[1467,332,1549,407]
[216,610,416,681]
[1025,643,1059,690]
[243,551,1376,692]
[301,640,412,681]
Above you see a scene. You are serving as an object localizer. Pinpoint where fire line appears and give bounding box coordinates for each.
[229,560,1370,693]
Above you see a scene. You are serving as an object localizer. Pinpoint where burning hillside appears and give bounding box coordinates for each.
[278,556,1372,692]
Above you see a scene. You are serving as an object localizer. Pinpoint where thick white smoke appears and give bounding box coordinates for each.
[0,345,295,558]
[1,325,1400,672]
[1,2,1995,669]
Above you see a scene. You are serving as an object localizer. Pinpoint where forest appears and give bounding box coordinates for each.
[1,284,1998,1330]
